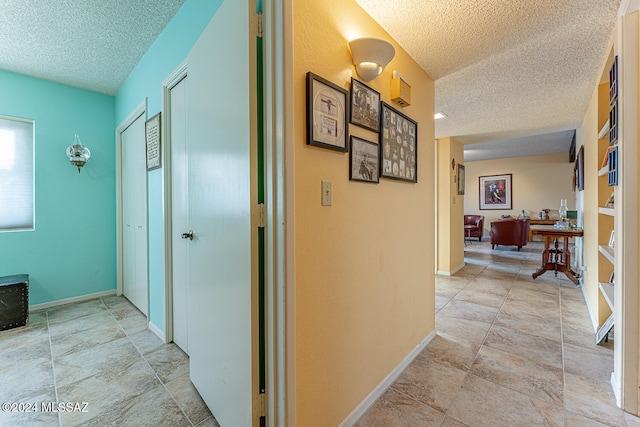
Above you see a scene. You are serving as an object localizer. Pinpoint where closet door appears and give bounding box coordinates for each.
[121,113,148,315]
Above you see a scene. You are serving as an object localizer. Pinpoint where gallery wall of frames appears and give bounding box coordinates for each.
[306,71,418,184]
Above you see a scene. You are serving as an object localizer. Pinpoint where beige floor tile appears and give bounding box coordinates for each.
[563,342,614,383]
[129,328,164,355]
[54,336,141,388]
[483,324,563,369]
[46,299,108,325]
[418,334,480,371]
[565,411,612,427]
[57,359,161,426]
[493,305,562,342]
[145,343,189,384]
[453,288,507,309]
[446,374,563,427]
[49,313,125,358]
[436,316,492,345]
[470,345,564,405]
[165,373,214,426]
[354,388,444,427]
[564,372,626,426]
[391,356,467,412]
[437,298,500,324]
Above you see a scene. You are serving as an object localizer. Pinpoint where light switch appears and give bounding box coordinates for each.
[322,181,332,206]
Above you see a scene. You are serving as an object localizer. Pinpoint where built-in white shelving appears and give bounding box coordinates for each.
[599,207,615,216]
[599,282,615,311]
[599,245,615,264]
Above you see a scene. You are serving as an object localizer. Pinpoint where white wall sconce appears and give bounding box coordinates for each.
[66,134,91,173]
[349,37,395,82]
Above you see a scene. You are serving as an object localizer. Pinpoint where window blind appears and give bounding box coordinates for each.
[0,116,34,231]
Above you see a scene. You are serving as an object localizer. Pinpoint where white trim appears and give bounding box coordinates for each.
[437,262,465,276]
[262,0,292,425]
[148,321,165,343]
[115,99,147,299]
[612,371,621,407]
[339,330,437,427]
[161,63,188,345]
[580,281,598,332]
[29,290,116,312]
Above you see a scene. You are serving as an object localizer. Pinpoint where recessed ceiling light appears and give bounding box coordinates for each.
[434,112,448,120]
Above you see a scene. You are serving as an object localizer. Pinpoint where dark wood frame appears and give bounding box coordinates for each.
[349,136,380,183]
[306,72,348,152]
[479,174,512,210]
[349,78,380,132]
[379,102,417,182]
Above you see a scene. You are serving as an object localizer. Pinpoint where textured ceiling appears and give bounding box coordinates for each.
[0,0,185,95]
[356,0,620,159]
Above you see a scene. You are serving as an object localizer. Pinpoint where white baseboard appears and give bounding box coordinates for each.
[339,329,437,426]
[580,284,598,332]
[611,371,621,407]
[29,290,116,312]
[148,321,166,343]
[437,262,465,276]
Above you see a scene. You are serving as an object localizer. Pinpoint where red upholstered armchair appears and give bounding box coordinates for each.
[464,215,484,241]
[490,219,530,251]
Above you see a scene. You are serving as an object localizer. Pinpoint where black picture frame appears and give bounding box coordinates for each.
[306,72,348,152]
[379,102,417,182]
[349,78,380,132]
[349,136,379,183]
[479,174,512,210]
[576,145,585,191]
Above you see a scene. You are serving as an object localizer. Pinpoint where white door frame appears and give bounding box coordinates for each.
[161,62,188,344]
[159,0,293,422]
[263,0,293,424]
[116,99,148,303]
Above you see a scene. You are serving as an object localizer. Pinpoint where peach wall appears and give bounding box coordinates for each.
[464,153,575,236]
[292,0,435,424]
[437,137,465,273]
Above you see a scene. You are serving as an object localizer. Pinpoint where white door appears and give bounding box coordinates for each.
[185,0,255,425]
[170,77,189,353]
[121,113,148,315]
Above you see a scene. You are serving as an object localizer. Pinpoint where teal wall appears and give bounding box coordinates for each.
[0,70,115,305]
[115,0,223,332]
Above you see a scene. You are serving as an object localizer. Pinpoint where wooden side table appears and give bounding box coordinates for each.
[528,219,557,241]
[531,226,583,284]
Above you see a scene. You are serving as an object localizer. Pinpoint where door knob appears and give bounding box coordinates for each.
[181,230,194,240]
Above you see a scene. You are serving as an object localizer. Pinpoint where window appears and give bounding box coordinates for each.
[0,115,34,231]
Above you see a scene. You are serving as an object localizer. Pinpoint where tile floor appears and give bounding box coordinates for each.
[357,240,640,427]
[0,294,219,427]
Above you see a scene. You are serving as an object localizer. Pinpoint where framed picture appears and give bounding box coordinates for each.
[575,145,585,191]
[479,174,512,210]
[350,78,380,132]
[349,136,379,183]
[306,72,348,152]
[379,102,417,182]
[145,112,161,170]
[457,164,465,195]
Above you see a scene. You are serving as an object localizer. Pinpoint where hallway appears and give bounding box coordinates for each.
[357,241,639,426]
